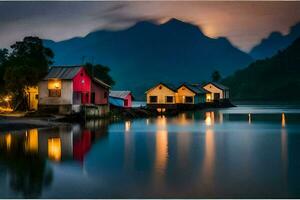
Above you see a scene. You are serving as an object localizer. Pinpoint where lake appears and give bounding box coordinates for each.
[1,104,300,198]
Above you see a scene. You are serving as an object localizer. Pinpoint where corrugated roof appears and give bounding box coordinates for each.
[109,91,131,99]
[204,82,229,90]
[179,83,208,94]
[93,77,111,88]
[43,66,82,80]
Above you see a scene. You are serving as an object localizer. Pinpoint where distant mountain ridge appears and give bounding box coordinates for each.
[250,22,300,59]
[223,36,300,101]
[44,18,253,99]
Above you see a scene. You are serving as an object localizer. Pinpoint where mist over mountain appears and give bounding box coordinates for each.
[250,22,300,60]
[44,18,253,99]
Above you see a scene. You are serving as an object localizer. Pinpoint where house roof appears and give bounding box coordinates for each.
[93,77,111,89]
[43,66,82,80]
[145,82,177,94]
[203,82,229,91]
[178,83,209,94]
[109,91,132,100]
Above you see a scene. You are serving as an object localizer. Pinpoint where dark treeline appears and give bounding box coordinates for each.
[223,37,300,101]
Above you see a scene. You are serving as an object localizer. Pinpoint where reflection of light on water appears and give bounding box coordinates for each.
[281,122,288,184]
[125,121,131,132]
[48,138,62,162]
[205,112,214,126]
[157,115,167,130]
[219,113,223,124]
[248,113,251,124]
[146,119,150,125]
[25,129,38,153]
[178,113,189,125]
[5,134,11,150]
[282,113,286,127]
[155,130,168,175]
[201,127,215,188]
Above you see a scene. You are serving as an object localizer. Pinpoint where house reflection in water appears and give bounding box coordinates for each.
[25,129,39,153]
[0,120,109,163]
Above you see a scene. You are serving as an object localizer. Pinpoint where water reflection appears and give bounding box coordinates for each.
[248,113,252,124]
[0,108,299,198]
[282,113,286,127]
[0,132,52,198]
[200,123,216,191]
[0,119,109,198]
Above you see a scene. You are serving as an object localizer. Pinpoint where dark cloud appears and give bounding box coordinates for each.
[0,1,300,51]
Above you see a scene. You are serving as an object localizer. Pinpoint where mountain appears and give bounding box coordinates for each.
[223,37,300,101]
[44,18,253,99]
[250,22,300,59]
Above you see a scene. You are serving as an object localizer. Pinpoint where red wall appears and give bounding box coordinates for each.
[91,81,109,105]
[73,67,91,103]
[124,93,132,108]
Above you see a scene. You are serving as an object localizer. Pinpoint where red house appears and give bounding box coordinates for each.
[109,91,133,108]
[38,66,110,114]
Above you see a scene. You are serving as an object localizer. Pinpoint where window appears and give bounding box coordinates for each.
[35,94,39,99]
[104,92,108,98]
[166,96,173,103]
[149,96,157,103]
[185,96,193,103]
[91,92,95,104]
[49,89,61,97]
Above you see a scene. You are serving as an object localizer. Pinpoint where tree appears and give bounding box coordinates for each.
[4,36,54,110]
[211,70,221,82]
[0,49,8,91]
[84,63,115,86]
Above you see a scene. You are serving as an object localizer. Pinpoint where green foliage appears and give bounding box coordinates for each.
[3,36,54,110]
[84,63,115,86]
[211,70,221,82]
[222,37,300,101]
[0,48,8,92]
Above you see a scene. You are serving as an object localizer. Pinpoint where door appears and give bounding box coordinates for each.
[214,93,220,100]
[81,92,89,104]
[124,99,129,107]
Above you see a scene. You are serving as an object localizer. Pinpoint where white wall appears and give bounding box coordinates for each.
[38,80,73,105]
[203,83,224,99]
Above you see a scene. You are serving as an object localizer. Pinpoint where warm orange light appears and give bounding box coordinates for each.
[282,113,286,128]
[48,138,61,161]
[206,93,212,102]
[155,130,168,174]
[157,115,167,130]
[5,133,11,150]
[25,129,38,153]
[125,121,131,132]
[48,79,61,89]
[205,112,214,126]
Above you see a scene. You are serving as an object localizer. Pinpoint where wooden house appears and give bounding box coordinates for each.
[202,82,230,102]
[145,83,177,109]
[109,91,133,108]
[38,66,110,114]
[176,84,207,104]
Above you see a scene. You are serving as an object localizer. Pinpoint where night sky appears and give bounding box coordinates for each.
[1,1,300,51]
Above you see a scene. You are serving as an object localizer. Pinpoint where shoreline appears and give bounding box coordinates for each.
[0,116,69,133]
[0,101,235,132]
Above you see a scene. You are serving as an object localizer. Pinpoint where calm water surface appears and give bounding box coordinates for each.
[1,104,300,198]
